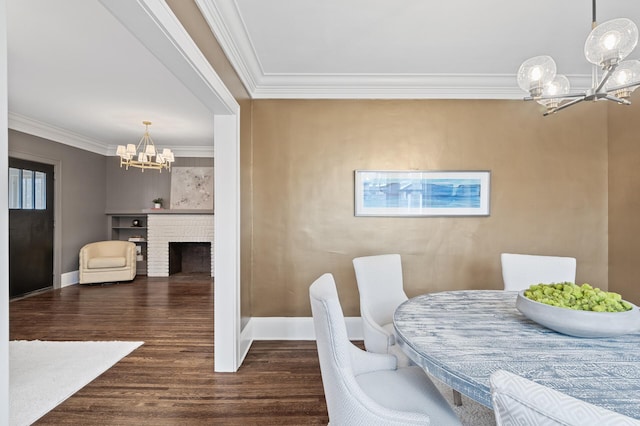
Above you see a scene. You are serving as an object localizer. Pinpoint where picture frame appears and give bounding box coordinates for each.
[169,167,214,210]
[354,170,491,217]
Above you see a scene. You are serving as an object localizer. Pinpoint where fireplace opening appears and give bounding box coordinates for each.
[169,242,211,275]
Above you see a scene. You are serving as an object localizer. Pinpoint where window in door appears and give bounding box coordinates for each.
[9,167,47,210]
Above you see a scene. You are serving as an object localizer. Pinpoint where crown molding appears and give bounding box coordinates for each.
[196,1,596,100]
[195,0,259,96]
[252,73,525,100]
[249,73,596,100]
[10,113,215,158]
[9,112,109,155]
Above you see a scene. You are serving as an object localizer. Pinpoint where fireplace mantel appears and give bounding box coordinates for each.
[143,209,214,215]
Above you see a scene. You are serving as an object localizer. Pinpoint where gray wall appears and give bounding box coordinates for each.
[105,157,213,212]
[9,129,106,273]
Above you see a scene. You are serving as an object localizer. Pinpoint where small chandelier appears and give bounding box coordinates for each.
[517,0,640,116]
[116,121,175,172]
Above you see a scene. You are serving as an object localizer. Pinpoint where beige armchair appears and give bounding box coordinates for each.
[79,241,137,284]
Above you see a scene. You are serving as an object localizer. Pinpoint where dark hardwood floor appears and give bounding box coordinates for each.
[10,274,329,425]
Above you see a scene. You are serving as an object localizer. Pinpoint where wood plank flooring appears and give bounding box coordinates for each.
[9,274,329,425]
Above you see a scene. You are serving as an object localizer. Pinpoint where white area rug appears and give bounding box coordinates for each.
[10,340,143,426]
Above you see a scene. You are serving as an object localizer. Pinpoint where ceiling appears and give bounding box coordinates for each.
[7,0,215,157]
[202,0,640,99]
[7,0,640,156]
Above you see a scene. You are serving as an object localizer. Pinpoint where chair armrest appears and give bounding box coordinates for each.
[125,243,136,266]
[361,306,395,351]
[349,343,397,376]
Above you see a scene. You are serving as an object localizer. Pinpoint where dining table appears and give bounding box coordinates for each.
[393,290,640,420]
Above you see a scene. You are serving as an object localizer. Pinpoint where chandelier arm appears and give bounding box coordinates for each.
[594,66,617,94]
[543,97,586,116]
[603,94,632,105]
[536,92,588,101]
[136,137,145,153]
[558,93,590,99]
[524,92,587,103]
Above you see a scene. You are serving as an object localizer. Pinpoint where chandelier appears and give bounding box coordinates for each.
[116,121,175,172]
[517,0,640,116]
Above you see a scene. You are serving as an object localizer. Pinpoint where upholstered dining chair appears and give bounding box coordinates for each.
[500,253,576,291]
[79,240,136,284]
[490,369,640,426]
[353,253,463,405]
[352,254,410,366]
[309,273,462,426]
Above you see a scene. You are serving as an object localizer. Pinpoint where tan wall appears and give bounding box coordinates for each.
[168,2,633,315]
[608,93,640,305]
[251,99,609,316]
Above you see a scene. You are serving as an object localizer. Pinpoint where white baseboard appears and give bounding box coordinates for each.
[238,317,352,370]
[247,316,363,341]
[61,271,79,288]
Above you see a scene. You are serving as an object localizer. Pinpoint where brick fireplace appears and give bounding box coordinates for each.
[147,213,214,277]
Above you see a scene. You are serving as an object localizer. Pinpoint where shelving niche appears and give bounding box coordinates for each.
[108,214,147,275]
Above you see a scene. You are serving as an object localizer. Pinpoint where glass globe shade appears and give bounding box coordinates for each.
[517,55,557,96]
[538,75,571,108]
[606,60,640,88]
[544,75,570,97]
[585,18,638,68]
[605,60,640,98]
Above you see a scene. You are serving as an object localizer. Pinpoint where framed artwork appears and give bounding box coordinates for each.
[170,167,214,209]
[354,170,491,217]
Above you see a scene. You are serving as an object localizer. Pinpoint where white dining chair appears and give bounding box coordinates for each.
[352,254,410,366]
[309,273,462,426]
[500,253,576,291]
[490,369,640,426]
[353,253,463,405]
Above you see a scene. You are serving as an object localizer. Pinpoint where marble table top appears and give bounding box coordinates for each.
[393,290,640,419]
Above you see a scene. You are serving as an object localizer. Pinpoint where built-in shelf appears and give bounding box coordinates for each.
[107,214,148,275]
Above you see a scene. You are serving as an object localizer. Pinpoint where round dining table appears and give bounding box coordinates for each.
[393,290,640,420]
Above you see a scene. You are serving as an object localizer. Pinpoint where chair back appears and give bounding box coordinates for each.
[81,240,135,258]
[309,273,357,420]
[501,253,576,291]
[490,369,639,426]
[310,273,353,370]
[310,273,459,425]
[352,254,408,331]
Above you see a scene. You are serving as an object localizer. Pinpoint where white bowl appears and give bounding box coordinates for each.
[516,291,640,338]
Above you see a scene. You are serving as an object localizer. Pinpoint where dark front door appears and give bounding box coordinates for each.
[9,157,55,298]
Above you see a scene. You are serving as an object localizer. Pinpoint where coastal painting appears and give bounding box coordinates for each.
[170,167,214,210]
[354,170,490,217]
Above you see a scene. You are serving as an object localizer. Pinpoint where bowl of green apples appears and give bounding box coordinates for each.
[516,283,640,338]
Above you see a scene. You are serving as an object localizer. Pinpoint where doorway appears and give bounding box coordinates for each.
[8,157,54,298]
